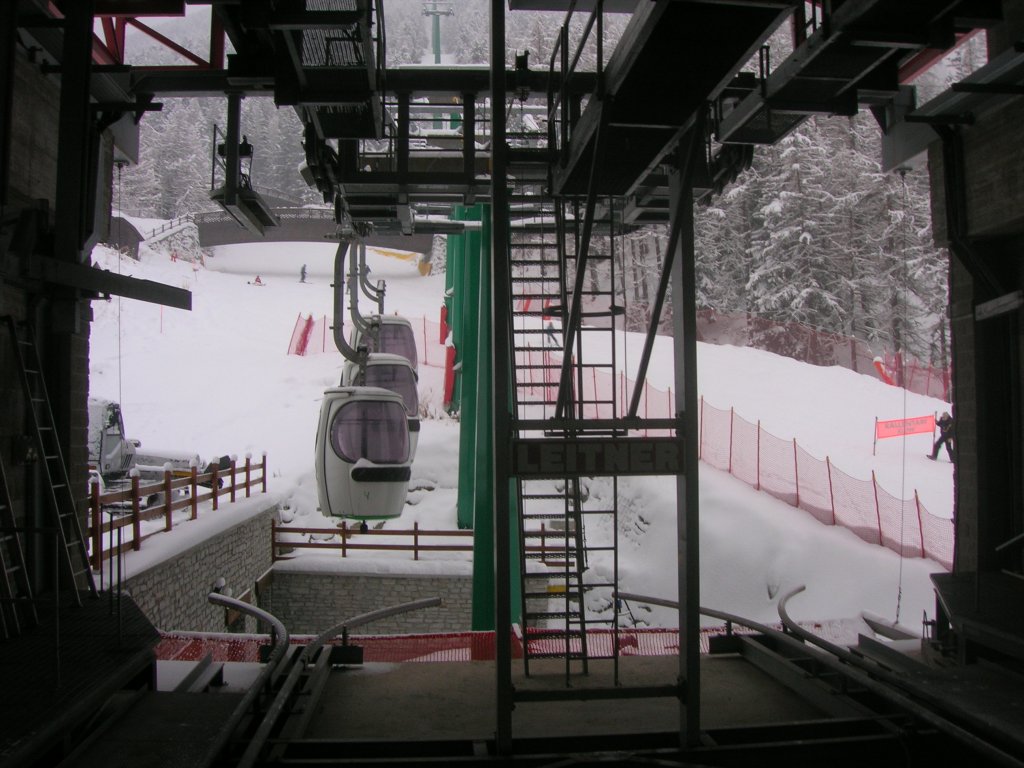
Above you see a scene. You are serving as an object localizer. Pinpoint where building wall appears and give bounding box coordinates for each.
[122,505,276,633]
[7,55,60,208]
[3,33,124,597]
[261,569,474,635]
[929,98,1024,244]
[927,3,1024,573]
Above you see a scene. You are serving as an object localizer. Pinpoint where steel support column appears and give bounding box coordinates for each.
[463,94,476,203]
[224,93,242,207]
[490,0,514,754]
[0,0,15,208]
[53,0,96,263]
[668,130,702,746]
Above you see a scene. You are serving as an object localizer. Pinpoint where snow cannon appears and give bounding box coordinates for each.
[314,387,411,520]
[341,353,421,458]
[350,315,418,373]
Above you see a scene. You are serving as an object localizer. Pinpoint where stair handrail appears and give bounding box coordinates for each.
[618,589,1024,768]
[203,593,290,765]
[235,597,441,768]
[547,0,605,161]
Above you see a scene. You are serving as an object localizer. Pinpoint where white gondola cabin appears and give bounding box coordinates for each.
[350,315,418,373]
[314,387,411,520]
[341,353,420,457]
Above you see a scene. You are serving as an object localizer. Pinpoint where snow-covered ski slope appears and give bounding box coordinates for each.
[89,238,951,629]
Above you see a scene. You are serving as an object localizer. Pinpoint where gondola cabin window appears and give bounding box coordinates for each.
[330,400,409,465]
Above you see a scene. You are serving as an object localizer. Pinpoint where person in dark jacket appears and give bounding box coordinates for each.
[929,411,954,461]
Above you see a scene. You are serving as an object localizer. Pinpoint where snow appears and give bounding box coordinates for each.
[111,210,172,235]
[89,234,952,632]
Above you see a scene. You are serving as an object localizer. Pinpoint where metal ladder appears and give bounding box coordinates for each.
[0,454,37,639]
[3,317,96,603]
[509,184,624,679]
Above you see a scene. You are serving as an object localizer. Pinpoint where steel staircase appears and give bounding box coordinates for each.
[3,317,96,604]
[0,454,37,639]
[507,170,624,679]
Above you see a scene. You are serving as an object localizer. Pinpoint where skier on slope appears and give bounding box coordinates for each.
[929,411,954,461]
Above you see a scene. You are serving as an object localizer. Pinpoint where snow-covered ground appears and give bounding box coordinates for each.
[89,238,952,631]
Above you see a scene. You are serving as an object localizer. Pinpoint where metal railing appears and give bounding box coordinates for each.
[87,453,268,570]
[272,520,568,563]
[547,0,605,162]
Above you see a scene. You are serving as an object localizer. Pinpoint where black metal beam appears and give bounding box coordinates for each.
[553,101,610,418]
[667,122,703,747]
[53,0,96,264]
[22,255,192,310]
[224,92,241,207]
[490,0,514,756]
[266,11,364,29]
[93,0,184,14]
[0,0,15,207]
[131,67,593,99]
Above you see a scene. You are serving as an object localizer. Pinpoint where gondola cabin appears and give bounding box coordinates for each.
[350,315,418,373]
[314,387,411,520]
[341,353,421,457]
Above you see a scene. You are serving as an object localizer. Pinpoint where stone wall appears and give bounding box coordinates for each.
[144,221,203,262]
[929,98,1024,244]
[8,55,60,207]
[261,569,474,635]
[123,504,276,632]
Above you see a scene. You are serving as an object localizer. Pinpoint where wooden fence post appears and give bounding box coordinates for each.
[698,395,704,460]
[541,522,546,565]
[341,521,347,557]
[211,462,220,511]
[163,464,173,532]
[826,456,836,525]
[130,470,141,551]
[872,471,883,545]
[245,453,252,498]
[230,455,237,503]
[755,420,761,490]
[728,407,734,474]
[90,479,102,570]
[915,490,925,558]
[414,521,420,561]
[190,460,198,519]
[792,439,800,508]
[262,452,268,494]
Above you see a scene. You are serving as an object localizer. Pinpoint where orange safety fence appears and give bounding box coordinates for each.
[287,315,954,568]
[698,399,954,570]
[287,314,447,369]
[511,351,953,570]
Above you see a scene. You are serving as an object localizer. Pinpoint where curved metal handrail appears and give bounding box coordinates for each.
[203,593,290,766]
[617,590,1024,768]
[347,240,374,336]
[777,584,851,659]
[332,241,364,364]
[236,596,441,768]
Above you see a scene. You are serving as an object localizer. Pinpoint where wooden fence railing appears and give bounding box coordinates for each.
[272,521,570,563]
[87,453,267,570]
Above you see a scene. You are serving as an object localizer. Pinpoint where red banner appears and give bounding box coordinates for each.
[875,415,935,440]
